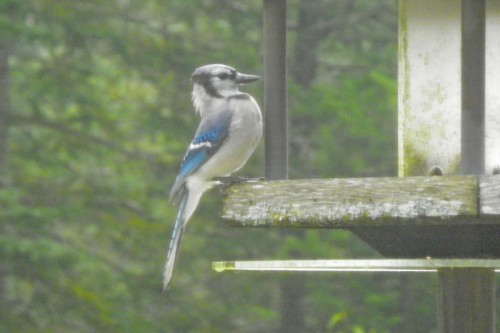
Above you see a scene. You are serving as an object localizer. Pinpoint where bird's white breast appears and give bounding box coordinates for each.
[195,95,262,179]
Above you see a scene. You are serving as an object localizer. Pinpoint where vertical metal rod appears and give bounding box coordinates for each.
[461,0,485,175]
[438,269,495,333]
[263,0,288,180]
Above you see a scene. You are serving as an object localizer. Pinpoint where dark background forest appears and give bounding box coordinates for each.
[1,0,498,332]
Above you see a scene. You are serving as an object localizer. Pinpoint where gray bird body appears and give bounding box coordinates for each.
[164,64,262,289]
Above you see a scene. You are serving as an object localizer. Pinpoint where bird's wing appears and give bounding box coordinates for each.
[169,107,233,202]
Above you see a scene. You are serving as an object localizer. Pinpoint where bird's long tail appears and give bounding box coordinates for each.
[163,193,188,290]
[163,186,204,290]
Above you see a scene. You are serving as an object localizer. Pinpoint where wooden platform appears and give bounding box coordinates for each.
[220,175,500,258]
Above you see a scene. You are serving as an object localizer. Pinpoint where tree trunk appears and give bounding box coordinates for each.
[291,0,322,88]
[0,43,10,181]
[0,41,11,325]
[279,274,306,333]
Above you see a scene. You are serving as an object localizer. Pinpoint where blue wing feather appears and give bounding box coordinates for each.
[179,149,207,178]
[179,123,229,177]
[169,108,233,202]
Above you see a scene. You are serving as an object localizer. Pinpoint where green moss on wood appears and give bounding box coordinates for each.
[221,177,480,228]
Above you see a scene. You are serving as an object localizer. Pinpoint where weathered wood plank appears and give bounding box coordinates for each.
[479,175,500,215]
[221,176,480,227]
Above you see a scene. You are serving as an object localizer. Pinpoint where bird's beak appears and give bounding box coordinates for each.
[235,72,260,84]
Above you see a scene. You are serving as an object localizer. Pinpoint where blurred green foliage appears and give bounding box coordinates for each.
[2,1,495,332]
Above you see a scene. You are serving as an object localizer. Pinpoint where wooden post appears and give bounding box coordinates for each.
[485,0,500,173]
[399,0,496,331]
[398,0,462,176]
[438,269,495,333]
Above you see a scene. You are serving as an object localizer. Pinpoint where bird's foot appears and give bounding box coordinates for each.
[213,176,264,188]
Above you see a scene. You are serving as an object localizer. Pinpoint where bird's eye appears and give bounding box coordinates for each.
[218,73,230,80]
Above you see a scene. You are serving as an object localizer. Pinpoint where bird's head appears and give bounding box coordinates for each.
[191,64,259,99]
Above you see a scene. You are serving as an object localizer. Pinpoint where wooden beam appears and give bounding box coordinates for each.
[479,175,500,215]
[220,176,500,257]
[220,176,500,227]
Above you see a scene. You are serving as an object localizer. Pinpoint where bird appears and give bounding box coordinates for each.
[164,64,262,289]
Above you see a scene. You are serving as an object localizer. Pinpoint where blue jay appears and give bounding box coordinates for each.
[164,64,262,289]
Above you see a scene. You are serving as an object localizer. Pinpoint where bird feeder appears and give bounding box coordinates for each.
[215,1,500,332]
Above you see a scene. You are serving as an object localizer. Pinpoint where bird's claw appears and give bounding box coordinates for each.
[214,176,263,188]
